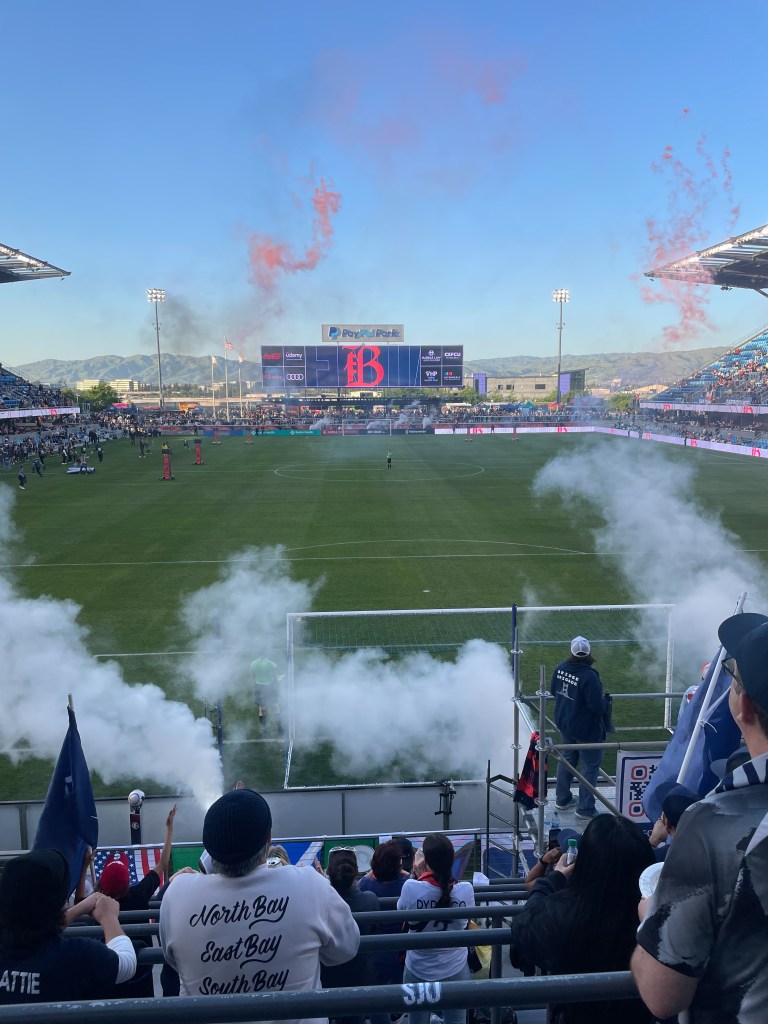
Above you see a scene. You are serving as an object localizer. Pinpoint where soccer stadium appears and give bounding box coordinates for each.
[2,215,768,1020]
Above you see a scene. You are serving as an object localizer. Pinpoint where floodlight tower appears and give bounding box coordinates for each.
[147,288,166,410]
[551,289,570,406]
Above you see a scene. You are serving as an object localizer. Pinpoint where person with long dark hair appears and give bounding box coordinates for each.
[397,834,475,1024]
[509,814,654,1024]
[321,848,379,1024]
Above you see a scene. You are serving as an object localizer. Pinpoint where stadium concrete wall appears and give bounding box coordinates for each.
[0,779,505,854]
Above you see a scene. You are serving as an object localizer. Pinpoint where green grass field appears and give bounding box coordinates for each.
[3,431,768,798]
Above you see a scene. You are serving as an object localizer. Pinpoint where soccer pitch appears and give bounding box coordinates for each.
[3,431,768,797]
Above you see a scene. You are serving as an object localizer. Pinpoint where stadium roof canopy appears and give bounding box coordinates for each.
[645,222,768,297]
[0,242,70,284]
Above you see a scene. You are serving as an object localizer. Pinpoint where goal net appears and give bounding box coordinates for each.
[282,603,673,787]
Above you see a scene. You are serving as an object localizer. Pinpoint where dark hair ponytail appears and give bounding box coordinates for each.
[423,833,455,908]
[327,853,358,895]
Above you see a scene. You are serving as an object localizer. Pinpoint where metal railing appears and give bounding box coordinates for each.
[0,972,641,1022]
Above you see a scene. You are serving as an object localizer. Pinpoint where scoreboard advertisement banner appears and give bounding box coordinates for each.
[261,344,463,389]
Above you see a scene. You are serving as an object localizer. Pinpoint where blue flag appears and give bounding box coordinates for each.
[643,656,742,822]
[33,707,99,896]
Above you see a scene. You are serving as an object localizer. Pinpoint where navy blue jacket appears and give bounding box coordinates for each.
[550,656,605,742]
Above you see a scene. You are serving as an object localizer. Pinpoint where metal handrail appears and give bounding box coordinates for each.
[70,916,525,945]
[113,903,526,924]
[133,923,514,963]
[0,972,640,1022]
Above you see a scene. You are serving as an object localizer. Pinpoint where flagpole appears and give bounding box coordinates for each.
[238,355,244,418]
[676,590,747,786]
[211,355,216,419]
[223,340,231,421]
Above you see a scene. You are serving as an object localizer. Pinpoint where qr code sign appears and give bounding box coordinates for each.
[627,762,658,817]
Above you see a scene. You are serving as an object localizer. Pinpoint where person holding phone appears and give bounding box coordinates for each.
[522,828,580,892]
[510,815,654,1024]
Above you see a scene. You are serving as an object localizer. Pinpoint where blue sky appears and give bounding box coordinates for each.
[3,0,768,367]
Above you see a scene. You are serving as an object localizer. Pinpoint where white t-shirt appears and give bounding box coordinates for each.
[397,877,475,980]
[160,863,360,1024]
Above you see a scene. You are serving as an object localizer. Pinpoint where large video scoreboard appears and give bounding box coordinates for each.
[261,344,463,389]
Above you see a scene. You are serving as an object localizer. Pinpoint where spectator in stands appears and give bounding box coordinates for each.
[96,804,176,997]
[397,833,475,1024]
[522,828,581,891]
[509,814,654,1024]
[267,844,291,867]
[321,848,378,1024]
[551,636,606,820]
[97,804,176,909]
[159,788,360,1002]
[645,784,699,863]
[393,836,415,875]
[0,849,136,1003]
[359,840,409,1021]
[632,611,768,1023]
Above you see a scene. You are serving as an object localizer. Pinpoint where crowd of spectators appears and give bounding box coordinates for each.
[0,423,121,471]
[656,334,768,406]
[0,366,68,411]
[1,359,767,1020]
[0,627,765,1024]
[607,410,768,448]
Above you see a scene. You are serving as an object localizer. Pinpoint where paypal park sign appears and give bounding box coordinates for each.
[322,324,404,343]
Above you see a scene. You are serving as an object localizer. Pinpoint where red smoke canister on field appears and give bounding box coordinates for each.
[194,439,203,465]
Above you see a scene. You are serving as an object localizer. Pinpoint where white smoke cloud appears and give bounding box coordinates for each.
[532,440,767,672]
[180,547,319,702]
[178,548,513,782]
[0,487,223,808]
[292,640,513,778]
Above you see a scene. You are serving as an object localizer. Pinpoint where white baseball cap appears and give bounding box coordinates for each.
[571,636,591,657]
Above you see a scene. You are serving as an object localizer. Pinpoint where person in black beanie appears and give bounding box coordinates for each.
[159,788,360,1023]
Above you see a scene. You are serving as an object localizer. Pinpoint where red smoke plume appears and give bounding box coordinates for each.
[248,177,342,290]
[642,132,739,346]
[307,28,525,188]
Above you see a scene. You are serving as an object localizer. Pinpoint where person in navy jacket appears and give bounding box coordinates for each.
[551,636,605,820]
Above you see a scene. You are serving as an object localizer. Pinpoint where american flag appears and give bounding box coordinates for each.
[225,340,234,351]
[94,848,164,888]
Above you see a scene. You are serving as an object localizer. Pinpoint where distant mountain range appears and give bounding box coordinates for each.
[9,346,729,391]
[464,347,729,388]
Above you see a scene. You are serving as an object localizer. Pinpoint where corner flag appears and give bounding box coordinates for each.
[33,707,99,896]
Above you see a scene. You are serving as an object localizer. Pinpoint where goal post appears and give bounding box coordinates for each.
[282,603,674,788]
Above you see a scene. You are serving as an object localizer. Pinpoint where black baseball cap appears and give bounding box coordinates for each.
[718,612,768,707]
[660,784,700,828]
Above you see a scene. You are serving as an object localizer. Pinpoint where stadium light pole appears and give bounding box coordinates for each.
[147,288,166,411]
[552,289,570,406]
